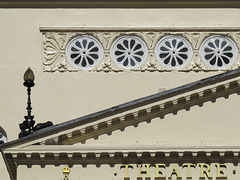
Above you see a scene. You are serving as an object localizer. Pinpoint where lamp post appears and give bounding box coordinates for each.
[19,67,35,138]
[19,67,53,138]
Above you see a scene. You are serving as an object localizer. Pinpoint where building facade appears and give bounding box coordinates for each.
[1,0,240,179]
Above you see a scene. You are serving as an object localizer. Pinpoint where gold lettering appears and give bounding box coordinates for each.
[199,164,212,179]
[169,166,182,179]
[137,164,150,178]
[182,163,196,179]
[120,164,133,178]
[216,164,227,179]
[155,164,166,178]
[121,163,228,179]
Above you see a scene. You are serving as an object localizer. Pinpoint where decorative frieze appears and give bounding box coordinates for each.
[41,28,240,72]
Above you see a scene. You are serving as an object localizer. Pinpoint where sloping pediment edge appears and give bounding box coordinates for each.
[2,69,240,179]
[2,69,240,148]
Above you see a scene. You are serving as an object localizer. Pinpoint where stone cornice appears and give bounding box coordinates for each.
[1,0,240,8]
[54,77,240,145]
[7,144,240,153]
[5,145,240,169]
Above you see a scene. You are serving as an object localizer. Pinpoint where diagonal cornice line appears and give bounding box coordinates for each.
[1,0,240,8]
[1,69,240,149]
[58,79,240,145]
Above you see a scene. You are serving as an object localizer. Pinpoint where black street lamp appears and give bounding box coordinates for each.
[19,67,53,138]
[19,68,35,138]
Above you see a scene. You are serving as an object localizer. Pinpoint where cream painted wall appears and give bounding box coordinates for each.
[0,8,239,142]
[0,8,240,180]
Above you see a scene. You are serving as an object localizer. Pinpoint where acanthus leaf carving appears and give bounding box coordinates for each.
[43,33,60,66]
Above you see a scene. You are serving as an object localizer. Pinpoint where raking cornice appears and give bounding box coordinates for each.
[2,68,240,149]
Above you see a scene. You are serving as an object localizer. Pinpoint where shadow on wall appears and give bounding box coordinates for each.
[0,126,7,144]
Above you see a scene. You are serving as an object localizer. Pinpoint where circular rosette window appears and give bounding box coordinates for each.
[110,36,148,69]
[65,35,103,70]
[199,35,238,69]
[155,35,193,69]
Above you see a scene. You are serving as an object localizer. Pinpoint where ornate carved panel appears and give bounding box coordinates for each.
[41,27,240,72]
